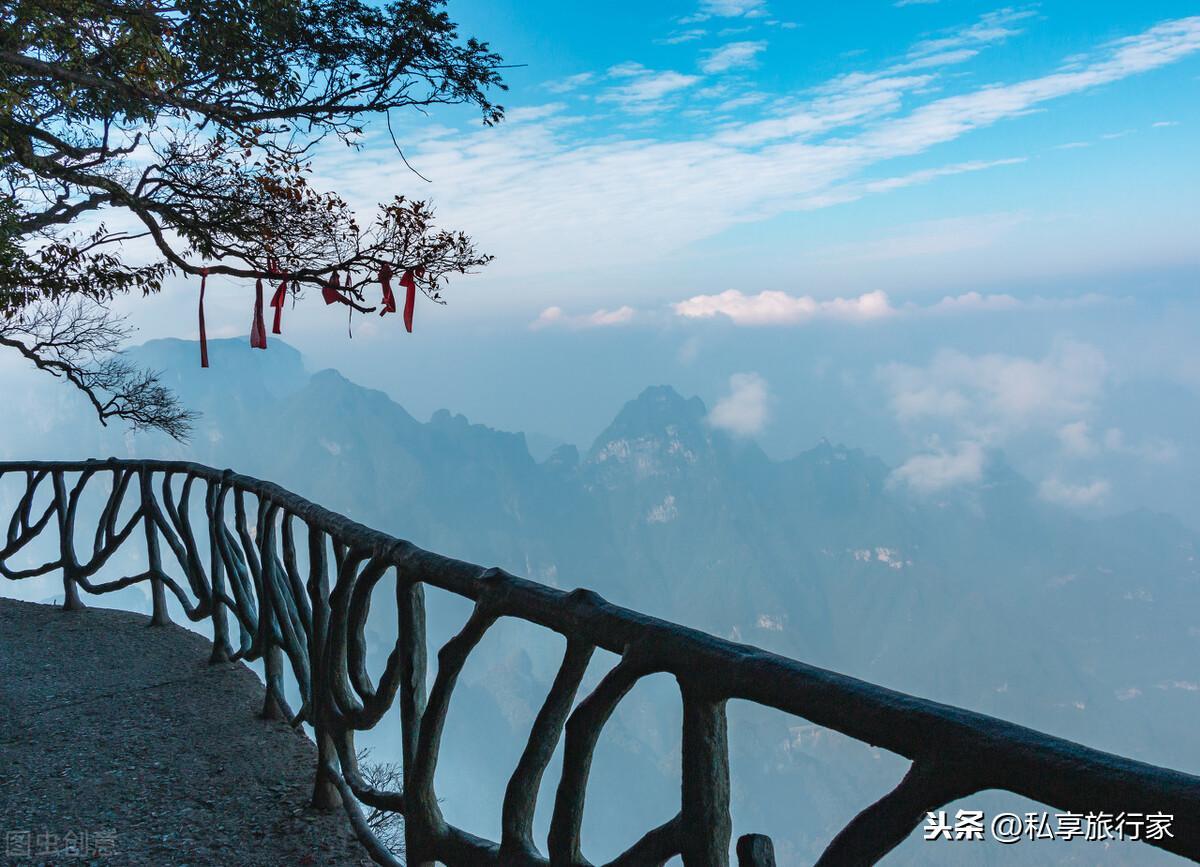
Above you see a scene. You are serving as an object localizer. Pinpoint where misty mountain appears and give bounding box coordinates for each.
[3,337,1197,864]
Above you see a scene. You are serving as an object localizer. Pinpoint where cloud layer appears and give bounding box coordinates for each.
[530,305,636,330]
[709,372,770,435]
[890,441,985,494]
[880,341,1130,503]
[675,289,892,325]
[336,14,1200,283]
[672,289,1111,326]
[1038,477,1111,507]
[880,340,1109,438]
[700,41,768,73]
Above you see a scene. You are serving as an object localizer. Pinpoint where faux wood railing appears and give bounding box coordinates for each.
[1,459,1198,866]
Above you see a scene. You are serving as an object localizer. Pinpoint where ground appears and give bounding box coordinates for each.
[0,598,374,866]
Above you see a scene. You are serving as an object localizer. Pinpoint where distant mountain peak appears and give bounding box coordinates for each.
[585,386,720,484]
[595,386,707,442]
[309,367,349,385]
[124,337,310,409]
[430,408,471,429]
[633,384,706,414]
[136,336,304,369]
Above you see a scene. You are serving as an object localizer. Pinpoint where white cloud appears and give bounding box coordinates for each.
[886,381,970,421]
[530,305,636,330]
[700,41,769,74]
[889,48,982,74]
[857,18,1200,161]
[927,291,1110,314]
[1152,120,1180,127]
[709,372,770,435]
[1057,420,1100,457]
[607,61,649,77]
[816,9,1031,101]
[504,103,568,123]
[672,287,1109,325]
[597,64,702,111]
[1038,477,1111,507]
[659,29,707,45]
[861,158,1027,194]
[530,306,564,329]
[929,291,1022,313]
[879,340,1109,437]
[704,0,766,14]
[685,0,768,21]
[713,72,934,147]
[878,340,1176,504]
[334,15,1200,282]
[1104,428,1179,463]
[889,441,985,493]
[715,92,769,111]
[1055,421,1178,463]
[908,9,1034,59]
[675,289,894,325]
[544,72,594,94]
[587,306,637,326]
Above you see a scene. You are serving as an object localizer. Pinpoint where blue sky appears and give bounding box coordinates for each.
[8,1,1199,527]
[104,1,1200,327]
[328,0,1200,317]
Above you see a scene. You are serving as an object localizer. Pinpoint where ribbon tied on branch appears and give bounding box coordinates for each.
[195,261,429,366]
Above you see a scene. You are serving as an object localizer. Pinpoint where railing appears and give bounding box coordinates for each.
[0,458,1197,866]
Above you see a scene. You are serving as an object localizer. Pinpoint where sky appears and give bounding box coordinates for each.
[366,0,1200,307]
[5,1,1200,525]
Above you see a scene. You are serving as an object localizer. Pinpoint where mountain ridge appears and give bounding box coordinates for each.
[4,336,1197,864]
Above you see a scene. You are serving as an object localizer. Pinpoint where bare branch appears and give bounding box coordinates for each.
[0,301,195,440]
[355,748,406,859]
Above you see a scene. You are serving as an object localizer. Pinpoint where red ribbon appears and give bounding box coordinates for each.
[198,268,209,368]
[270,277,288,334]
[378,263,395,316]
[322,271,349,305]
[250,277,267,349]
[399,268,417,333]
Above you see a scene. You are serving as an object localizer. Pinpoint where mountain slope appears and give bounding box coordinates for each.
[3,337,1197,864]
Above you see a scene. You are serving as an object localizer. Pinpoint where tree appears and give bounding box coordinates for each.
[0,0,506,438]
[356,747,406,857]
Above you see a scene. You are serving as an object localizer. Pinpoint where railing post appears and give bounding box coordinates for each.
[501,639,595,862]
[680,684,732,867]
[257,503,286,721]
[206,480,231,663]
[737,834,776,867]
[140,466,170,626]
[312,729,340,809]
[398,576,431,865]
[52,471,84,612]
[261,639,286,720]
[306,521,340,809]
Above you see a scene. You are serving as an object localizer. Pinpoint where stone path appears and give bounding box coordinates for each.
[0,598,373,866]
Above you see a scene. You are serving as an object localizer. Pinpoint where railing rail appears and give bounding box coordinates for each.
[1,458,1197,865]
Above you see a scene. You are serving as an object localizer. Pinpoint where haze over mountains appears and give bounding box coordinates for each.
[3,337,1198,864]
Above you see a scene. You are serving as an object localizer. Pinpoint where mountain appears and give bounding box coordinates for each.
[3,337,1197,864]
